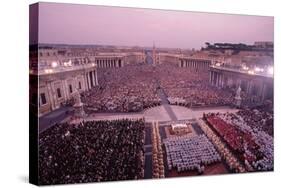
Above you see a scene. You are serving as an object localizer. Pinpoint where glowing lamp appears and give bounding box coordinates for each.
[51,61,58,68]
[247,70,254,75]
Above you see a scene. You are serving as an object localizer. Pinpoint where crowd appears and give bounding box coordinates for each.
[80,63,236,113]
[197,119,246,173]
[151,122,165,178]
[217,107,273,171]
[163,135,221,174]
[236,106,273,136]
[39,119,145,185]
[154,63,234,107]
[81,64,161,113]
[204,109,273,172]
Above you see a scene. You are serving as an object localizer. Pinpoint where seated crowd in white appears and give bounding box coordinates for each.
[163,134,221,173]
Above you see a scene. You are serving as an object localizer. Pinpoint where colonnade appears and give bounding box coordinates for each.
[179,59,210,69]
[209,69,273,101]
[96,58,123,68]
[209,71,224,88]
[85,69,98,89]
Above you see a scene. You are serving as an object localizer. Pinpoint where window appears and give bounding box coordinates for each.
[78,82,82,89]
[40,93,47,105]
[57,88,62,98]
[69,85,73,93]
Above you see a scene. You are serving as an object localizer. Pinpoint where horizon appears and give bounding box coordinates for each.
[36,41,271,50]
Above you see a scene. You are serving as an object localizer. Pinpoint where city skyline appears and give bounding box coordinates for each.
[35,2,274,49]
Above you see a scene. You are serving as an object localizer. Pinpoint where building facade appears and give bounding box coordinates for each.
[209,65,273,101]
[30,47,98,117]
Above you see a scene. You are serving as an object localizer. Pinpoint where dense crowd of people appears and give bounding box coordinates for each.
[155,63,234,107]
[151,122,165,178]
[236,105,273,136]
[198,119,246,173]
[204,108,273,172]
[164,135,221,174]
[80,63,237,113]
[81,64,161,113]
[39,119,145,185]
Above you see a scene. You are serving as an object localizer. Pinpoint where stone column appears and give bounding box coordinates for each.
[95,69,98,85]
[215,73,218,87]
[214,72,216,86]
[217,74,220,87]
[91,71,95,86]
[246,81,251,94]
[261,84,267,101]
[87,72,91,89]
[221,74,224,88]
[62,79,68,99]
[211,71,214,85]
[81,74,86,91]
[83,73,88,91]
[210,71,213,85]
[213,72,216,86]
[218,73,221,87]
[219,74,222,87]
[46,82,56,110]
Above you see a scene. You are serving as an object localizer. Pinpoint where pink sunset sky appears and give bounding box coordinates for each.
[35,2,274,49]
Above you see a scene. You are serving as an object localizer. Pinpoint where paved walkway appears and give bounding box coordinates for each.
[144,124,153,179]
[39,106,73,133]
[72,105,237,124]
[157,86,178,121]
